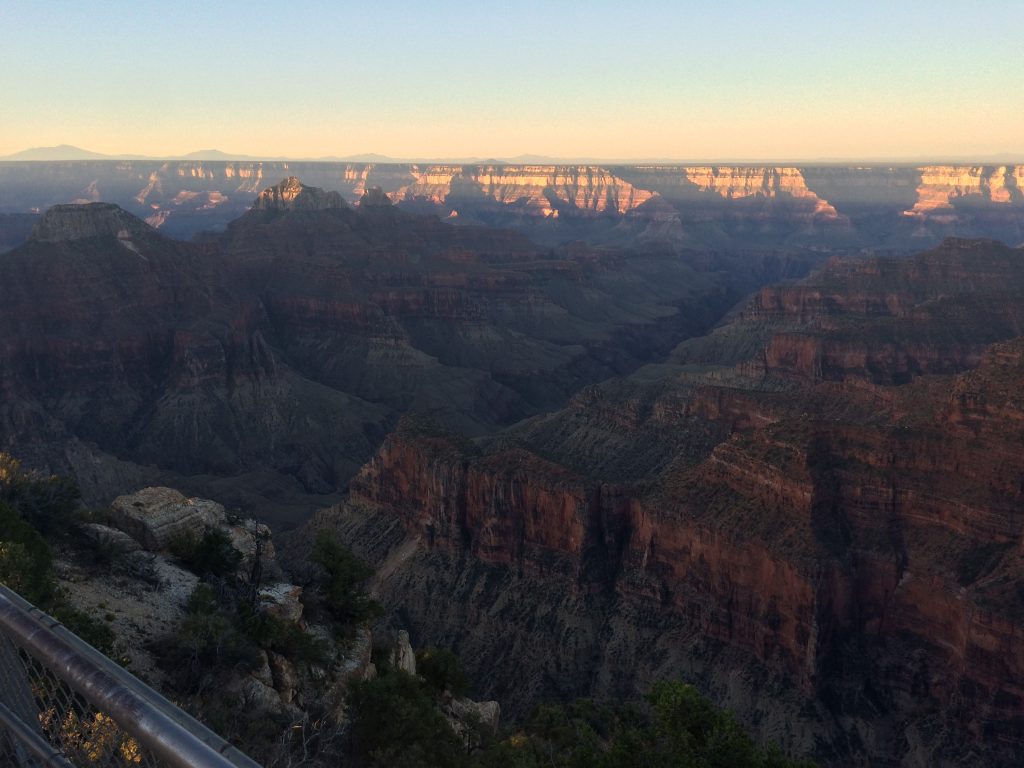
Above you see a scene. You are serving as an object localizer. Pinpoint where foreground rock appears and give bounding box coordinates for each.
[110,487,226,550]
[63,485,501,767]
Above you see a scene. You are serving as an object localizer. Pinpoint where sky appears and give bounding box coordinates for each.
[1,1,1023,161]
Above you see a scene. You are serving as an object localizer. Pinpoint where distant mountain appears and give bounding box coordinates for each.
[3,145,1024,165]
[180,149,262,161]
[1,144,114,161]
[317,152,401,163]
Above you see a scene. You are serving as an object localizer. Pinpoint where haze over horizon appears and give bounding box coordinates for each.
[6,143,1024,165]
[2,1,1022,162]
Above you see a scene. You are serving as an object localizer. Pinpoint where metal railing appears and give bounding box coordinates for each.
[0,586,263,768]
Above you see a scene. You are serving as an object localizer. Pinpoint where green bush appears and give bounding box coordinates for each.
[466,680,815,768]
[0,453,80,537]
[236,604,329,666]
[346,669,468,768]
[416,646,470,697]
[163,607,261,689]
[159,583,329,694]
[186,582,220,615]
[0,494,116,656]
[171,527,242,577]
[0,502,56,606]
[308,531,381,629]
[55,605,116,656]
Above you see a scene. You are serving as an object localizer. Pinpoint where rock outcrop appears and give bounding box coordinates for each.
[257,583,304,623]
[677,237,1024,384]
[251,176,345,211]
[357,185,391,207]
[60,487,376,735]
[391,629,417,675]
[906,165,1024,215]
[109,487,227,550]
[388,164,655,217]
[80,523,143,554]
[30,202,155,243]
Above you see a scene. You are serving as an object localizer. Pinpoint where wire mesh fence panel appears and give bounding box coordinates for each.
[0,631,166,768]
[22,647,163,766]
[0,588,262,768]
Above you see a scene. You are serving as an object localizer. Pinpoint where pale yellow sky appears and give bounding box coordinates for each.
[2,2,1022,161]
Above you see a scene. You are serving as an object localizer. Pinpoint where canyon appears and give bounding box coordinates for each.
[1,161,1022,249]
[3,170,1024,765]
[0,177,800,525]
[299,238,1024,766]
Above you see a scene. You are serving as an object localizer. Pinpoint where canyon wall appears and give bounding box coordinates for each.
[308,239,1024,766]
[1,161,1022,248]
[0,180,781,523]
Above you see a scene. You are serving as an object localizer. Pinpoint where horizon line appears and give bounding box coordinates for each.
[3,145,1024,167]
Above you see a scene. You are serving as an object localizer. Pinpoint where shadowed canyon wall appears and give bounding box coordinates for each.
[0,179,809,524]
[302,238,1024,767]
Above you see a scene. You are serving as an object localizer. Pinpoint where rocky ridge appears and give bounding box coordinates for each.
[30,202,155,243]
[1,161,1022,246]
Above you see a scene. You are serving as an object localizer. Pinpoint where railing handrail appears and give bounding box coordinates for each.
[0,586,263,768]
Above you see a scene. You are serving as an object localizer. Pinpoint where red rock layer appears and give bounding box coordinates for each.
[350,333,1024,746]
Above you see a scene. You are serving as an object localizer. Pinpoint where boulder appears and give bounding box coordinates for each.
[391,629,416,675]
[228,518,279,579]
[235,677,286,713]
[443,695,501,745]
[81,523,142,554]
[269,652,298,704]
[252,651,274,688]
[109,487,226,551]
[337,626,374,683]
[257,583,304,623]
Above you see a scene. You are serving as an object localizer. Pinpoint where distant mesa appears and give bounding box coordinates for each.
[2,144,113,161]
[358,186,392,208]
[252,176,346,211]
[30,202,155,243]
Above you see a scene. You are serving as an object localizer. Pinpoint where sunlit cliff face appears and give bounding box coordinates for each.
[906,165,1024,215]
[682,167,841,217]
[387,165,848,218]
[8,162,1024,244]
[389,165,653,216]
[344,166,371,199]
